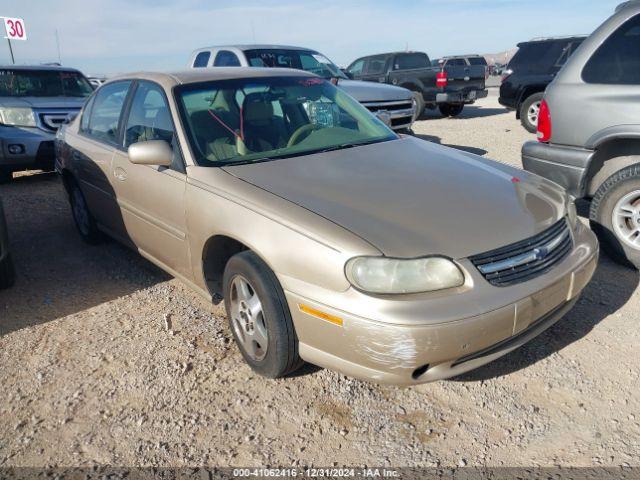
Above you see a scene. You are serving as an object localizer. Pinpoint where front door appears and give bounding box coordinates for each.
[110,81,191,280]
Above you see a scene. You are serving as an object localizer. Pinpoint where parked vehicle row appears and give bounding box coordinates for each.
[188,45,416,132]
[0,65,93,183]
[522,1,640,269]
[345,51,488,118]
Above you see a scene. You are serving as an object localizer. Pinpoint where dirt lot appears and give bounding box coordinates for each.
[1,89,639,469]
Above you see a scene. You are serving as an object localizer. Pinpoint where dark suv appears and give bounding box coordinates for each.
[499,36,586,133]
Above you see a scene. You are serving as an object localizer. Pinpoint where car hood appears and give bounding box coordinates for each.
[336,79,412,102]
[0,97,87,109]
[222,137,566,259]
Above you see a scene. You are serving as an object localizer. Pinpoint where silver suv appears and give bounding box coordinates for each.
[0,65,93,183]
[522,1,640,268]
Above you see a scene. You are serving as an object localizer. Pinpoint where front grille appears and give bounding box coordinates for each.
[363,101,413,113]
[36,109,80,132]
[469,219,572,287]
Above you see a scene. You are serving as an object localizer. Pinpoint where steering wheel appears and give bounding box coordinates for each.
[287,124,317,148]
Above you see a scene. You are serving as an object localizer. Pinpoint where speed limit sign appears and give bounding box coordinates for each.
[3,17,27,41]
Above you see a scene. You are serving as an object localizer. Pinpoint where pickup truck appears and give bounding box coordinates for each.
[188,45,415,132]
[345,51,488,118]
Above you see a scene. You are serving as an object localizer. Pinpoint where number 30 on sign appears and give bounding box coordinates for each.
[3,17,27,41]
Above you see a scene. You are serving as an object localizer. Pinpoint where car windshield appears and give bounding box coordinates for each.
[0,69,93,97]
[176,76,397,166]
[243,49,348,80]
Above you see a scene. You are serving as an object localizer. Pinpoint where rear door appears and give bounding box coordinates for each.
[71,80,132,236]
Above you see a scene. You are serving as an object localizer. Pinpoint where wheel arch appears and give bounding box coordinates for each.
[585,138,640,196]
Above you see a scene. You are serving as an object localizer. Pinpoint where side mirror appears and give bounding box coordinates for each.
[341,68,354,79]
[128,140,173,166]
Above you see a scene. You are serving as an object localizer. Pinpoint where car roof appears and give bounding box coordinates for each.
[0,64,83,72]
[107,67,317,88]
[518,35,587,47]
[196,44,317,52]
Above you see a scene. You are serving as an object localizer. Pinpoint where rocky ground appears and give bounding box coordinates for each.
[0,90,638,469]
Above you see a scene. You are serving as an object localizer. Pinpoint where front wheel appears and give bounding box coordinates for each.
[520,92,544,133]
[0,252,15,289]
[223,250,303,378]
[590,164,640,269]
[439,103,464,117]
[411,91,425,120]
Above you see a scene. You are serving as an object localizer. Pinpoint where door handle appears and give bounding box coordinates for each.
[114,167,127,181]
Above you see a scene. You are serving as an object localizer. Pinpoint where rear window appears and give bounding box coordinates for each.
[582,14,640,85]
[509,41,570,72]
[394,53,430,70]
[0,69,93,97]
[468,57,487,66]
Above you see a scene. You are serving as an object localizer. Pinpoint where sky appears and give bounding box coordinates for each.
[0,0,623,76]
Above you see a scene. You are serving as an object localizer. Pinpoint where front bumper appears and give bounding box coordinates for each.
[284,223,598,385]
[0,126,56,172]
[436,89,488,104]
[522,141,594,198]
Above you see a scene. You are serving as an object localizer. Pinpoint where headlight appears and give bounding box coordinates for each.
[0,107,37,127]
[345,256,465,294]
[566,194,578,228]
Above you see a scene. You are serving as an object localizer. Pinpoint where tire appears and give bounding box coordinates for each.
[519,92,544,133]
[589,164,640,269]
[0,252,15,289]
[411,91,425,120]
[68,179,103,244]
[0,170,12,184]
[439,103,464,117]
[223,250,303,378]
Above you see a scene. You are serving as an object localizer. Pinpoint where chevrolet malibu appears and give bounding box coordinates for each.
[55,69,598,385]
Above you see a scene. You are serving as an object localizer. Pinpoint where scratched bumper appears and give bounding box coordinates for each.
[284,223,598,386]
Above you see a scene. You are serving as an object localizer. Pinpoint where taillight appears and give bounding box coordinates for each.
[537,99,552,142]
[436,71,447,88]
[501,69,513,84]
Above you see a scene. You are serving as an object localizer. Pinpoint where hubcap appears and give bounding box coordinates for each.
[612,190,640,251]
[229,275,268,361]
[527,101,541,127]
[72,188,90,236]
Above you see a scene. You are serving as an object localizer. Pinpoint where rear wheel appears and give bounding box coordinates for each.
[69,180,103,244]
[0,170,12,184]
[520,92,544,133]
[0,252,15,289]
[439,103,464,117]
[590,164,640,269]
[223,250,303,378]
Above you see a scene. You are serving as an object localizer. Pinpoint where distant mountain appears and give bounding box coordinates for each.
[483,48,518,66]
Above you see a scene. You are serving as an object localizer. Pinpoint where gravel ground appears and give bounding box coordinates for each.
[0,89,639,469]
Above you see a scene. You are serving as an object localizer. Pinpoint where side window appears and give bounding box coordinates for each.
[214,50,241,67]
[366,56,387,75]
[583,14,640,85]
[193,51,211,68]
[394,53,429,70]
[80,94,96,132]
[123,81,183,171]
[86,81,131,144]
[347,59,365,76]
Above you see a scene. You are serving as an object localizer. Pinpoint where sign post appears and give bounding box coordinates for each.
[1,16,27,64]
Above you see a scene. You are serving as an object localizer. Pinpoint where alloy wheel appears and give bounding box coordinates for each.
[72,188,91,236]
[612,190,640,251]
[229,275,268,361]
